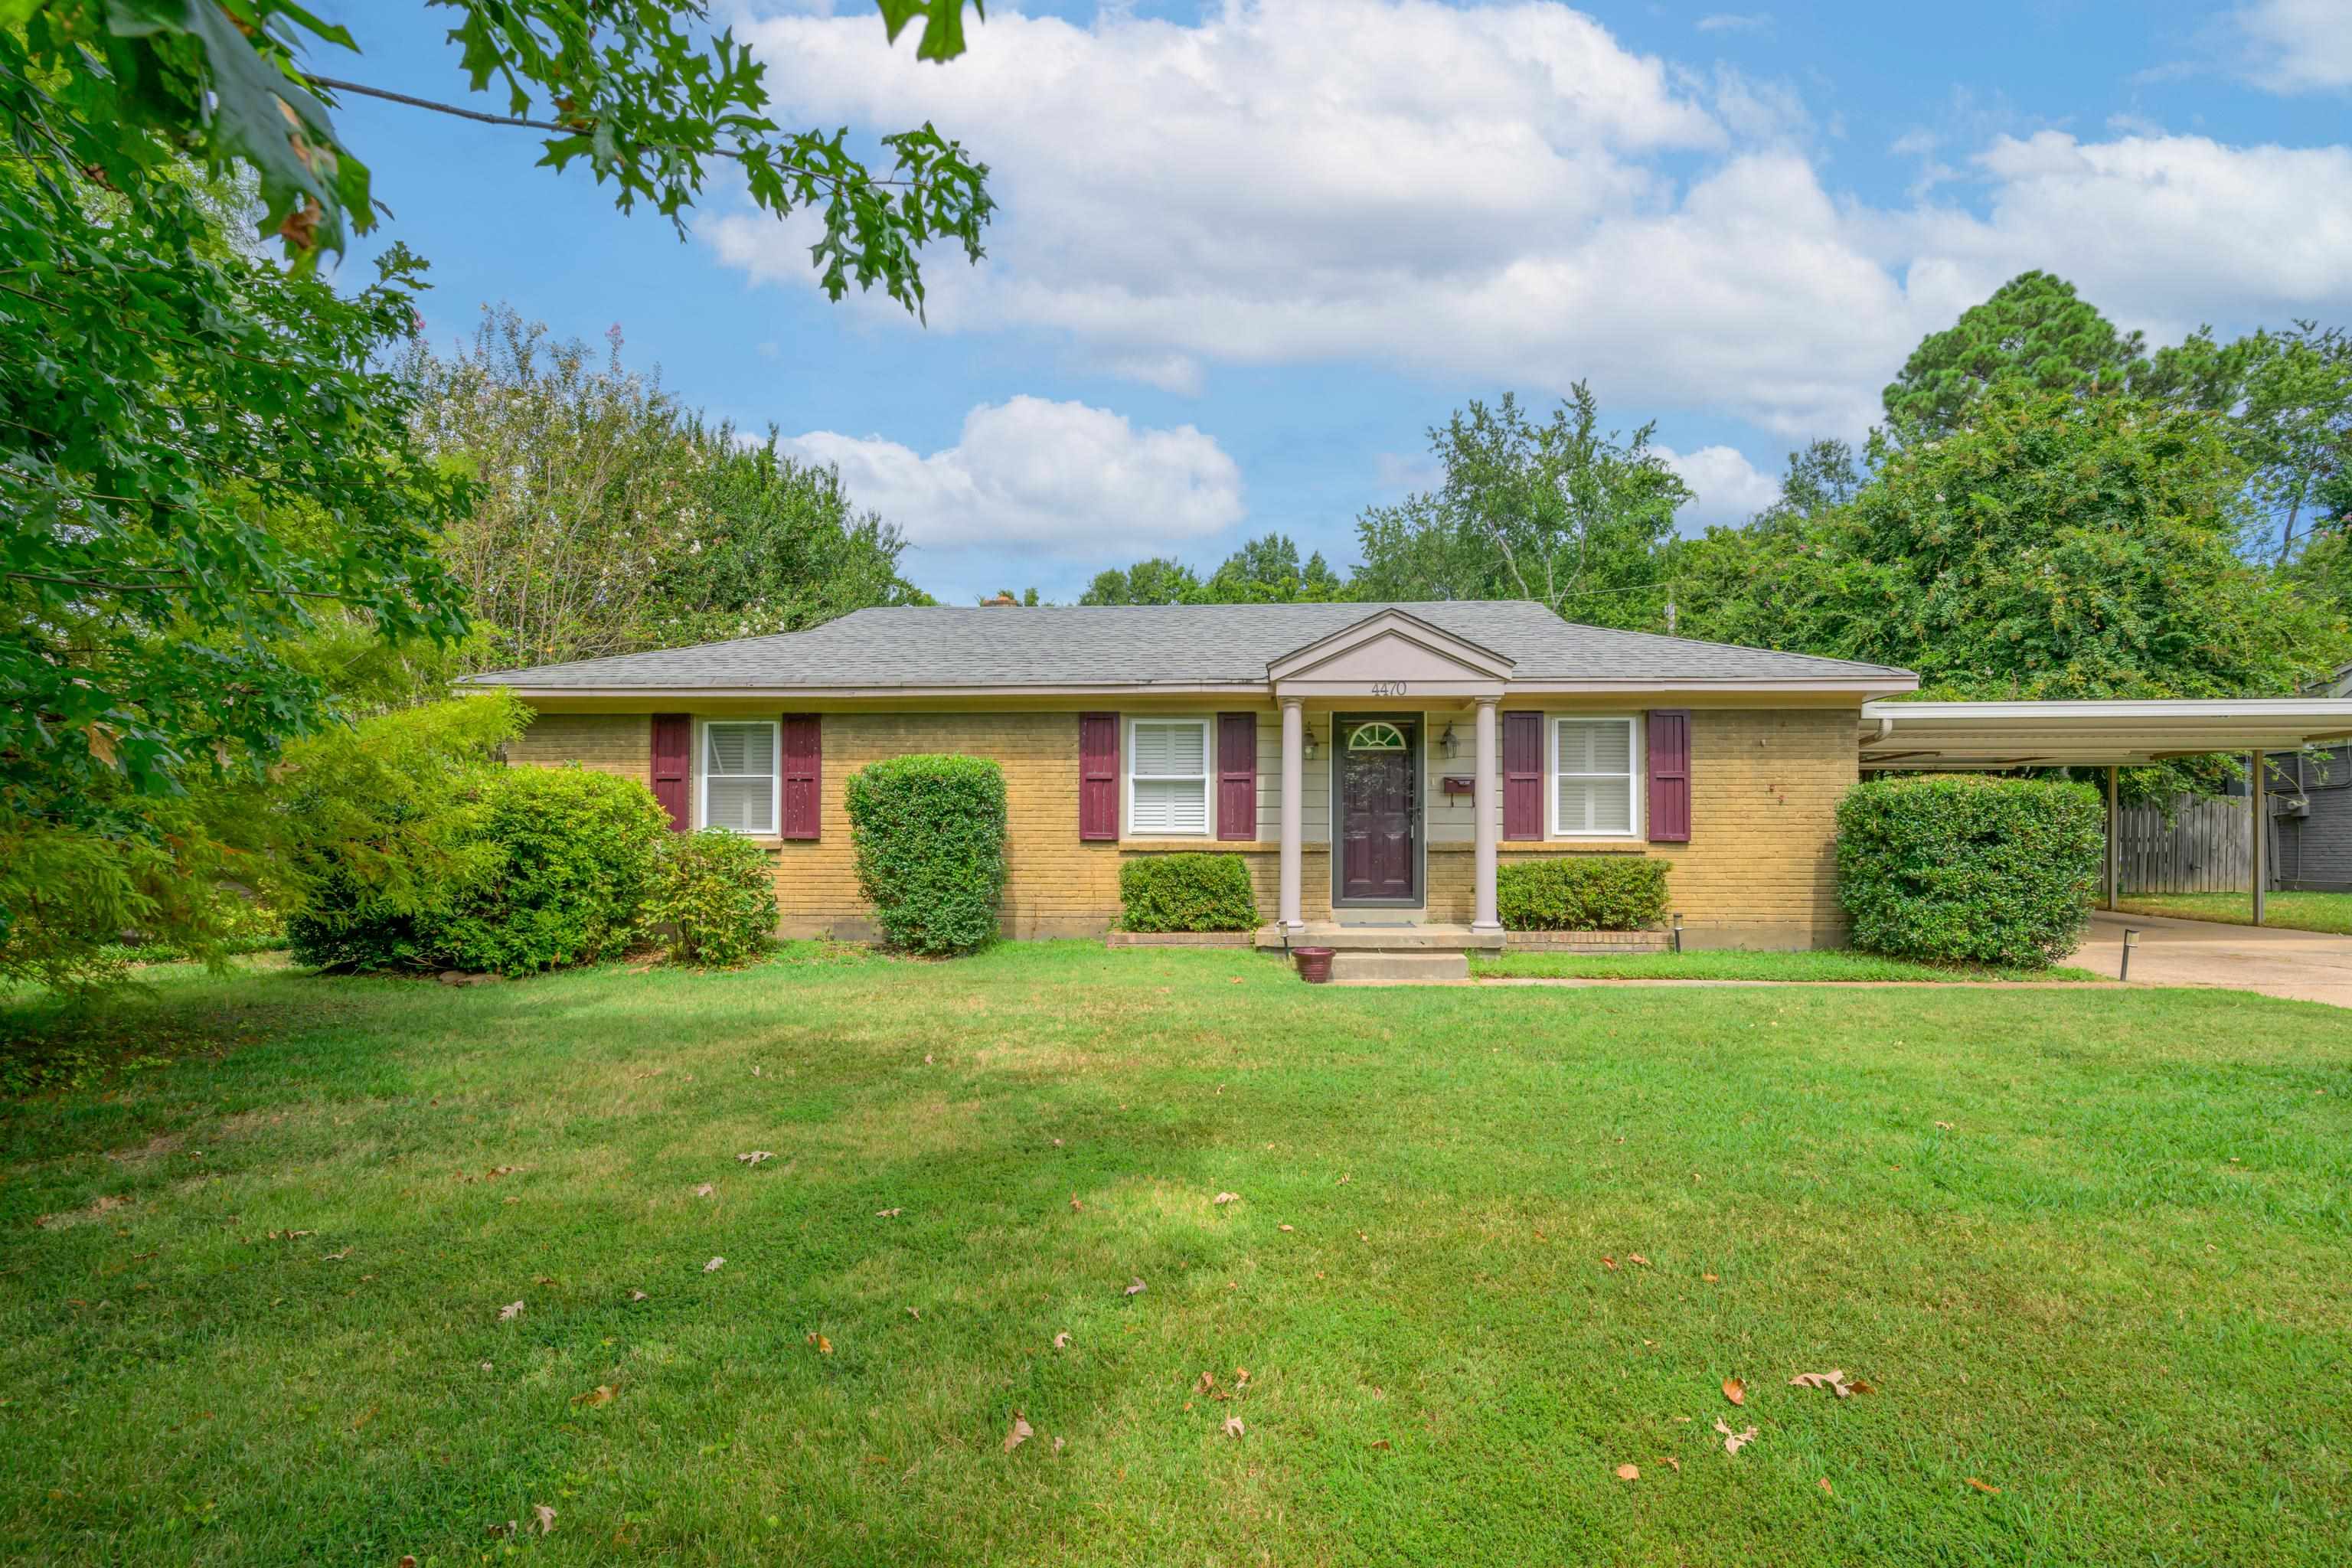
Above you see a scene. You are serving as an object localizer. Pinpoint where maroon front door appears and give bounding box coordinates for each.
[1336,717,1419,904]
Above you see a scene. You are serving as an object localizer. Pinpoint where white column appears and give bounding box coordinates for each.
[2251,750,2268,927]
[1472,697,1501,933]
[1279,697,1305,929]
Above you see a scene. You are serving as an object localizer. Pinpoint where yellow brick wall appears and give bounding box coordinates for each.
[506,712,649,779]
[507,704,1855,946]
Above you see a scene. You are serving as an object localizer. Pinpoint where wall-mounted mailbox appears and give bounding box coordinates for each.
[1439,775,1477,797]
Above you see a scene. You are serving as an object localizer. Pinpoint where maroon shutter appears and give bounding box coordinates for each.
[780,714,821,840]
[1647,708,1691,843]
[1502,710,1544,840]
[1216,712,1257,841]
[651,713,691,831]
[1079,713,1119,841]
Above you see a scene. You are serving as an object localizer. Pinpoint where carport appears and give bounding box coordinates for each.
[1857,697,2352,924]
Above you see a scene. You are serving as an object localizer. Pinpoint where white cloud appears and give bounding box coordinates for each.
[1374,450,1444,492]
[778,396,1243,558]
[1695,12,1772,34]
[1659,444,1780,529]
[714,1,2352,440]
[2236,0,2352,93]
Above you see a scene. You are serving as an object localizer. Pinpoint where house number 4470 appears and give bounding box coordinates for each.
[1370,681,1409,697]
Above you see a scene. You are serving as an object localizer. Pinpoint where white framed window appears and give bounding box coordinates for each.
[701,720,779,835]
[1551,717,1640,838]
[1127,717,1212,836]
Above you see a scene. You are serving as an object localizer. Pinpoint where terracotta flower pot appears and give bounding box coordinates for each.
[1292,946,1335,984]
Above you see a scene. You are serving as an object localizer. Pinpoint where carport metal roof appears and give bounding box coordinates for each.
[1857,698,2352,770]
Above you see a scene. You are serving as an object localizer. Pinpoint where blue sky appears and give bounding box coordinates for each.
[312,1,2352,603]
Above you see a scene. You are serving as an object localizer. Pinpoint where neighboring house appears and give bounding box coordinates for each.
[462,603,1917,948]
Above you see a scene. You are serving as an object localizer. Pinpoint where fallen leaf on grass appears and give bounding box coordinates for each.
[497,1302,524,1322]
[1819,1477,1834,1494]
[1628,1253,1651,1267]
[704,1257,724,1273]
[1599,1256,1617,1271]
[1054,1331,1071,1349]
[1615,1463,1640,1481]
[694,1184,715,1198]
[571,1386,616,1408]
[1070,1195,1084,1212]
[1714,1418,1759,1455]
[1701,1272,1720,1282]
[1965,1477,2001,1495]
[875,1207,903,1218]
[1657,1455,1680,1472]
[1214,1192,1240,1205]
[1935,1121,1953,1131]
[1004,1413,1034,1453]
[1195,1370,1217,1394]
[1278,1223,1295,1233]
[906,1307,920,1320]
[1234,1367,1250,1386]
[737,1151,775,1165]
[807,1333,832,1354]
[322,1249,351,1262]
[1723,1377,1746,1406]
[1223,1416,1245,1439]
[1125,1277,1146,1296]
[1789,1370,1870,1398]
[350,1405,376,1430]
[533,1504,556,1535]
[629,1290,648,1302]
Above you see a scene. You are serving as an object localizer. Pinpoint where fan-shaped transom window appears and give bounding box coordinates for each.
[1347,721,1408,753]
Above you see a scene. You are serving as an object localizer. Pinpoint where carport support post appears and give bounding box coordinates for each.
[2249,750,2267,928]
[2104,765,2119,911]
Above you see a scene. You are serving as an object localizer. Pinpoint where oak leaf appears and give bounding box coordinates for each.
[571,1385,616,1408]
[533,1504,556,1535]
[1125,1277,1146,1295]
[694,1184,716,1198]
[704,1257,725,1272]
[1615,1462,1639,1481]
[1713,1418,1759,1455]
[737,1151,775,1165]
[1214,1192,1240,1205]
[1723,1377,1746,1406]
[807,1333,833,1354]
[1054,1331,1071,1349]
[1223,1416,1245,1439]
[1004,1413,1034,1452]
[497,1301,524,1321]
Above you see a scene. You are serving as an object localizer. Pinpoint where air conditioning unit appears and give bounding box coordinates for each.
[2272,795,2311,818]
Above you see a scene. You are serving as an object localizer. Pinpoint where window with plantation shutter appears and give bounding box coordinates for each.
[1552,717,1638,837]
[701,720,779,835]
[1128,718,1210,836]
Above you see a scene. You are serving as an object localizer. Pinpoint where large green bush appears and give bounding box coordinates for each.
[1119,854,1259,933]
[844,755,1007,955]
[1836,776,2103,969]
[1497,857,1670,931]
[646,830,779,967]
[441,766,669,975]
[274,697,673,975]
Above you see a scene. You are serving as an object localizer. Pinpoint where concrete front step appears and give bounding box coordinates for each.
[1327,950,1469,984]
[1255,923,1507,952]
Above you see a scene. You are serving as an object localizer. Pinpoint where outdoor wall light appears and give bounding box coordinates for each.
[1439,722,1458,760]
[1305,727,1320,762]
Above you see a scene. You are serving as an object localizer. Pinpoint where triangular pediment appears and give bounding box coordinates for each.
[1265,609,1516,684]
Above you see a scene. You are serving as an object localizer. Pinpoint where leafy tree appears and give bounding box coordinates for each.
[1201,534,1350,603]
[1883,271,2148,439]
[2150,323,2352,563]
[12,0,992,310]
[1748,439,1864,533]
[1079,558,1203,606]
[1352,387,1690,629]
[1677,385,2348,709]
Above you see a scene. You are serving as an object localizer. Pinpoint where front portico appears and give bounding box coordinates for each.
[1265,609,1511,936]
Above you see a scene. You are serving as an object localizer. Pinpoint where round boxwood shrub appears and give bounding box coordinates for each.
[844,754,1007,955]
[1496,856,1669,931]
[1119,853,1259,932]
[440,765,671,975]
[1836,776,2103,969]
[646,829,779,966]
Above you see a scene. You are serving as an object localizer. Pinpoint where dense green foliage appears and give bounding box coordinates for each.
[1117,854,1261,933]
[1354,387,1690,629]
[844,755,1008,955]
[407,307,926,671]
[439,766,669,975]
[1080,534,1346,606]
[1494,856,1671,932]
[1883,271,2150,440]
[645,831,781,966]
[1836,776,2105,969]
[269,697,666,975]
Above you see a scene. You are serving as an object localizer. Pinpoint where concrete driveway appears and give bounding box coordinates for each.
[2074,911,2352,1008]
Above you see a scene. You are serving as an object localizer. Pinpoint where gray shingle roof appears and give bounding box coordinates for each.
[462,602,1913,691]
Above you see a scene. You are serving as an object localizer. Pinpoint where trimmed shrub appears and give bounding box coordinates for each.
[844,754,1007,955]
[1497,856,1670,931]
[646,829,779,966]
[1119,854,1259,933]
[441,766,670,975]
[1836,776,2103,969]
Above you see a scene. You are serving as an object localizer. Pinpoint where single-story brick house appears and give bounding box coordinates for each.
[463,602,1919,949]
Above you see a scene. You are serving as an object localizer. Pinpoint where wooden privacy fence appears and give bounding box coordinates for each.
[2114,794,2251,894]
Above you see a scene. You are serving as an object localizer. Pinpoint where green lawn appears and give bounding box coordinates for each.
[2116,890,2352,936]
[3,944,2347,1566]
[1472,949,2104,982]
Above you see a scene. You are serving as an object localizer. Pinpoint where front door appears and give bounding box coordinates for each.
[1334,714,1420,906]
